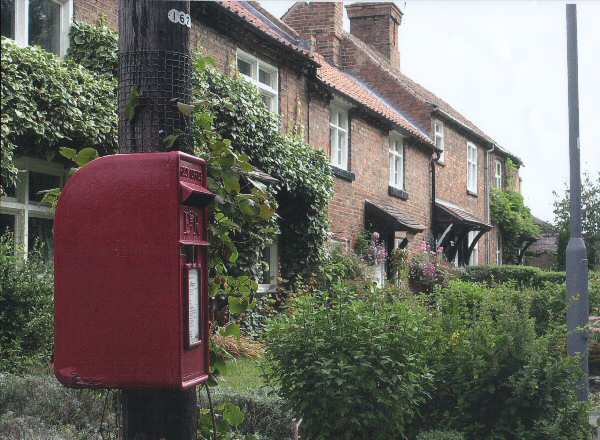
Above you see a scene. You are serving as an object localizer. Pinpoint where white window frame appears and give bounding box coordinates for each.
[433,119,445,163]
[236,49,279,114]
[388,133,405,190]
[495,160,502,189]
[5,0,73,57]
[257,240,278,293]
[468,230,479,266]
[467,142,478,193]
[329,102,350,170]
[0,157,65,258]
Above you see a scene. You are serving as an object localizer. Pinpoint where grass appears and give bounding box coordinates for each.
[218,357,265,393]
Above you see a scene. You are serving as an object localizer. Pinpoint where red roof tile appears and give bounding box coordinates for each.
[218,1,310,56]
[315,53,434,148]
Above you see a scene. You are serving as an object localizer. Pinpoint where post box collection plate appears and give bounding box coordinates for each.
[186,265,201,347]
[54,151,214,389]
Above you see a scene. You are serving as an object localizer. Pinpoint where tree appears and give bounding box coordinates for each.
[553,172,600,270]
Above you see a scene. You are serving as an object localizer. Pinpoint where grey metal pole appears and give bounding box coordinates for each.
[565,3,589,402]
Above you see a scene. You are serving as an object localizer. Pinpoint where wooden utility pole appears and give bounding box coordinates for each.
[118,1,197,439]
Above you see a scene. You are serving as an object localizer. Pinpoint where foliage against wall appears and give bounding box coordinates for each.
[0,37,118,195]
[195,62,333,282]
[490,188,541,263]
[66,19,118,77]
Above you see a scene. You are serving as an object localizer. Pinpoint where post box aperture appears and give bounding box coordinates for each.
[54,151,214,389]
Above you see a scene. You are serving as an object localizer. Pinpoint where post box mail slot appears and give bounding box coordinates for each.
[54,151,214,389]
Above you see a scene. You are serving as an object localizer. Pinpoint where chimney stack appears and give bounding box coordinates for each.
[345,2,402,70]
[282,1,344,65]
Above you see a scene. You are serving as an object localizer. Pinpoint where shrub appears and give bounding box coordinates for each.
[264,287,432,439]
[199,387,292,440]
[423,280,592,440]
[416,430,465,440]
[0,234,54,372]
[0,373,112,439]
[460,264,565,288]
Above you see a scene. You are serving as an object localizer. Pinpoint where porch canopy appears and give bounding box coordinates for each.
[365,200,426,234]
[434,199,491,265]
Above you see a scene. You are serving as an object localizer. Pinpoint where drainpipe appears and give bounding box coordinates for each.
[485,143,495,264]
[431,149,439,246]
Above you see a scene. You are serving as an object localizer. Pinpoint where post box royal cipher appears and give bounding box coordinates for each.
[54,151,214,389]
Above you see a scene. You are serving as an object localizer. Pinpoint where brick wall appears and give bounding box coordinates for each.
[326,111,431,252]
[73,0,118,29]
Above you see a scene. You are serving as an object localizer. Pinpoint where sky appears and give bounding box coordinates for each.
[260,0,600,223]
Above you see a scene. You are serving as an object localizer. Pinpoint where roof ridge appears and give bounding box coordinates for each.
[313,52,434,148]
[343,33,496,144]
[245,1,301,39]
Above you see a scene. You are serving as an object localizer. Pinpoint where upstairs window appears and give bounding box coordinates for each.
[495,160,502,189]
[467,142,478,193]
[389,135,405,190]
[1,0,73,57]
[330,105,349,170]
[236,49,279,114]
[0,157,65,260]
[433,119,445,163]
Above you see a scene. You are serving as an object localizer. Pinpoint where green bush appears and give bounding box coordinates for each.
[0,234,54,372]
[264,287,432,439]
[423,280,592,440]
[460,264,565,288]
[0,373,112,439]
[416,430,465,440]
[200,387,292,440]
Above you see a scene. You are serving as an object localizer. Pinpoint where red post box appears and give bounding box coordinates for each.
[54,151,214,389]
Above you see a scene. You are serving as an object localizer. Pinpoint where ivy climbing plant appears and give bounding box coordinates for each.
[194,61,333,283]
[0,36,118,195]
[490,187,541,263]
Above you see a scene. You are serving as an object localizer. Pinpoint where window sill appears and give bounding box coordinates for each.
[467,189,478,198]
[388,186,409,200]
[331,166,355,182]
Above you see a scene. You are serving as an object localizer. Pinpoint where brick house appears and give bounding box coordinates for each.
[1,0,523,287]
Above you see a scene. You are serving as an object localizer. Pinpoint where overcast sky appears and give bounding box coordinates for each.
[260,0,600,223]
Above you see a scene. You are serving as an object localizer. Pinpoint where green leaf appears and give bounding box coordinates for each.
[228,247,239,264]
[74,147,98,167]
[228,297,247,315]
[259,203,275,220]
[222,403,245,428]
[238,198,256,216]
[125,86,140,122]
[222,323,241,338]
[162,134,180,149]
[177,101,196,117]
[223,173,240,194]
[59,147,77,160]
[39,187,62,208]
